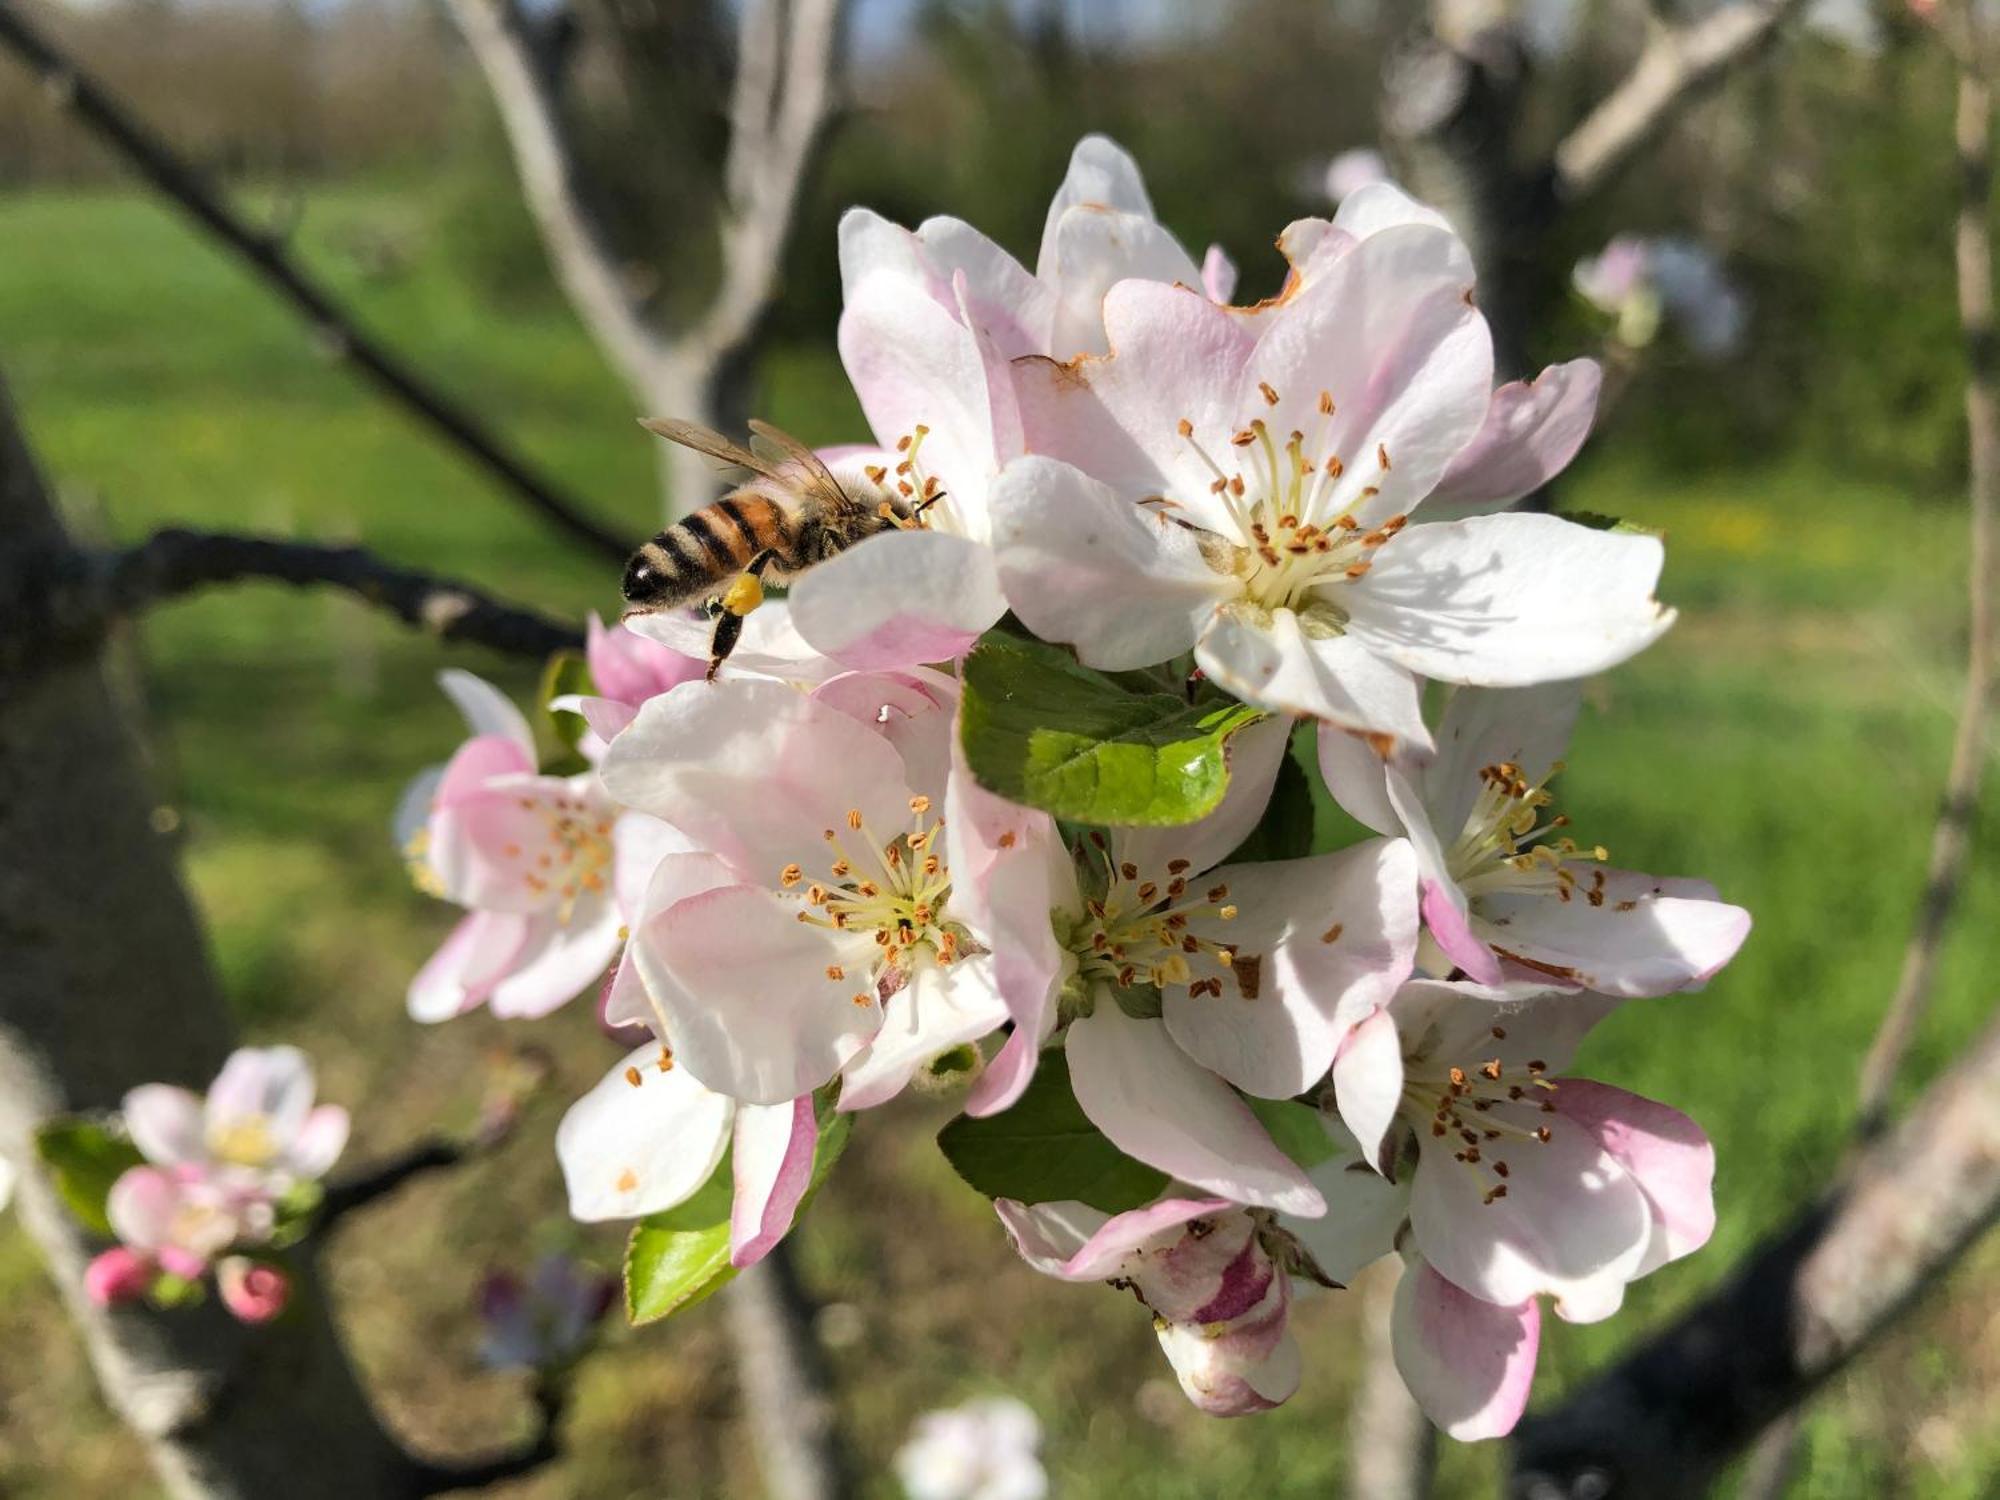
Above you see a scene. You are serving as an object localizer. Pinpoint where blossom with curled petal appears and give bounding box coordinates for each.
[789,135,1234,673]
[1316,682,1751,994]
[397,670,658,1022]
[956,715,1414,1216]
[989,211,1672,752]
[1282,978,1714,1437]
[998,1196,1300,1417]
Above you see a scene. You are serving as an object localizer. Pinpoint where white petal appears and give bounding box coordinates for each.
[438,669,535,758]
[1428,359,1604,516]
[1423,683,1582,841]
[1331,181,1456,242]
[1344,514,1674,687]
[1474,870,1752,997]
[1289,1118,1409,1286]
[1111,711,1295,883]
[1331,1006,1404,1171]
[1044,205,1204,357]
[486,899,623,1019]
[789,530,1006,671]
[1195,609,1432,752]
[1036,134,1158,279]
[1314,721,1401,836]
[990,456,1227,670]
[122,1086,206,1168]
[555,1047,733,1222]
[837,954,1008,1112]
[995,1194,1228,1281]
[1066,1003,1324,1216]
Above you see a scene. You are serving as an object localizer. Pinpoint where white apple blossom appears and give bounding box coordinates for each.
[895,1396,1047,1500]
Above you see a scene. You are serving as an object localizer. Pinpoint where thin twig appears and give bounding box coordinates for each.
[0,0,631,563]
[1854,8,1997,1139]
[1550,1,1812,205]
[319,1138,469,1225]
[0,528,582,679]
[1510,1008,2000,1499]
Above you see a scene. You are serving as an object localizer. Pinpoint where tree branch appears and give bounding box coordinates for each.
[1855,15,1997,1138]
[725,1244,856,1500]
[0,528,583,679]
[319,1137,470,1225]
[1551,0,1812,204]
[0,0,632,564]
[443,0,672,402]
[1509,1008,2000,1499]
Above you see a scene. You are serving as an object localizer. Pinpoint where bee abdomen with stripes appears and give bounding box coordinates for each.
[622,493,797,610]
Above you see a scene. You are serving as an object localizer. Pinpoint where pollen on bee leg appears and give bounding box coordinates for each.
[721,572,764,616]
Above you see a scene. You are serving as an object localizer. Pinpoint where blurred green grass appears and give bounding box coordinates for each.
[0,181,1994,1498]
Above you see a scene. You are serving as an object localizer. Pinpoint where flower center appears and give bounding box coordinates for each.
[1445,761,1608,906]
[511,793,616,925]
[1064,835,1240,994]
[1166,388,1407,616]
[862,425,953,533]
[785,796,964,1004]
[206,1117,278,1170]
[1401,1024,1559,1206]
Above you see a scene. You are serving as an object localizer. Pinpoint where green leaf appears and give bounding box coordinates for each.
[1220,728,1317,865]
[936,1050,1169,1213]
[1555,509,1663,538]
[624,1105,853,1326]
[536,650,593,776]
[1246,1097,1339,1172]
[959,631,1265,826]
[34,1119,143,1237]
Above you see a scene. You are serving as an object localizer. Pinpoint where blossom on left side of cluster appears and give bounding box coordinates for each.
[895,1396,1048,1500]
[1000,1196,1300,1417]
[399,669,644,1022]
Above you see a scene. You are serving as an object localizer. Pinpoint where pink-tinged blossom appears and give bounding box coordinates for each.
[998,1197,1301,1416]
[894,1396,1047,1500]
[106,1164,271,1280]
[399,670,641,1022]
[123,1046,349,1191]
[599,674,1011,1109]
[1319,682,1750,994]
[216,1257,290,1324]
[959,715,1413,1215]
[1574,235,1747,360]
[478,1254,617,1370]
[990,219,1668,752]
[790,135,1233,673]
[1290,979,1714,1435]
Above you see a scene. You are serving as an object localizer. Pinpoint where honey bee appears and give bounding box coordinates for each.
[623,418,929,679]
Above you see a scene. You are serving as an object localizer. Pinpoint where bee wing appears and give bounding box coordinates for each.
[640,417,785,480]
[745,420,862,515]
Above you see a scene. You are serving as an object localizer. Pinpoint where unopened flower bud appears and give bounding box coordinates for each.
[217,1256,290,1324]
[84,1247,155,1307]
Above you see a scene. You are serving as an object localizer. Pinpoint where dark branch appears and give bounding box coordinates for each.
[319,1137,469,1225]
[0,0,632,563]
[409,1382,564,1497]
[0,528,583,678]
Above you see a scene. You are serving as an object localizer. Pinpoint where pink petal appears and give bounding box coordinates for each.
[1556,1080,1715,1276]
[486,901,624,1020]
[622,601,836,683]
[812,667,958,808]
[606,852,741,1036]
[1391,1260,1540,1441]
[121,1086,206,1168]
[105,1166,180,1252]
[636,884,883,1105]
[995,1195,1229,1281]
[1066,1004,1324,1216]
[1428,360,1604,516]
[1475,869,1752,997]
[1424,877,1502,986]
[283,1106,350,1181]
[586,612,702,706]
[730,1096,819,1268]
[789,530,1007,671]
[555,1047,733,1222]
[407,909,530,1022]
[431,733,536,810]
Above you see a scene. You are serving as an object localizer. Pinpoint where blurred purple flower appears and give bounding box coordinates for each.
[478,1254,617,1370]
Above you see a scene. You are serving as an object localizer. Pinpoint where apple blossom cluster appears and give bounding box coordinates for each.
[396,137,1750,1440]
[1573,234,1748,360]
[80,1047,348,1323]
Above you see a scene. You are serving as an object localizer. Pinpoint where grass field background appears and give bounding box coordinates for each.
[0,181,1995,1498]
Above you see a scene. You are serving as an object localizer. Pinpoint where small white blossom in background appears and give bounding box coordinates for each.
[1320,146,1388,204]
[895,1396,1048,1500]
[1574,234,1748,360]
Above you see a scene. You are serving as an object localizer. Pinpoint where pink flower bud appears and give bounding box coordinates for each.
[1154,1266,1300,1417]
[156,1245,210,1282]
[217,1257,290,1324]
[84,1247,155,1307]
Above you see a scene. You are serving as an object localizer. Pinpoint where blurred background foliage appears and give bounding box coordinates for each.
[0,0,1994,1496]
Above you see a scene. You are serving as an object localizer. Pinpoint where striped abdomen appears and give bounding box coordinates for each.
[622,492,795,609]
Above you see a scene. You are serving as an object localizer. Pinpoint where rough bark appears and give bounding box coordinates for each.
[0,380,426,1498]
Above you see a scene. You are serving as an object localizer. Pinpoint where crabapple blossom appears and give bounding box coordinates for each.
[1286,979,1716,1434]
[998,1196,1301,1417]
[216,1256,290,1324]
[789,135,1232,673]
[400,670,659,1022]
[123,1045,349,1192]
[1317,682,1751,993]
[103,1163,273,1284]
[989,220,1671,750]
[894,1396,1048,1500]
[477,1254,617,1370]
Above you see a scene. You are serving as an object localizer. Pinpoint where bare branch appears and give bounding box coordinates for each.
[726,1245,856,1500]
[0,0,632,564]
[319,1137,471,1225]
[1856,21,1997,1137]
[0,528,583,679]
[444,0,672,401]
[1552,0,1812,204]
[1510,1008,2000,1498]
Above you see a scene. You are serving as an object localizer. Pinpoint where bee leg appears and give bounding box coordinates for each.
[705,549,778,682]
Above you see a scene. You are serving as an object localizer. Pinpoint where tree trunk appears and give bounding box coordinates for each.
[0,377,425,1500]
